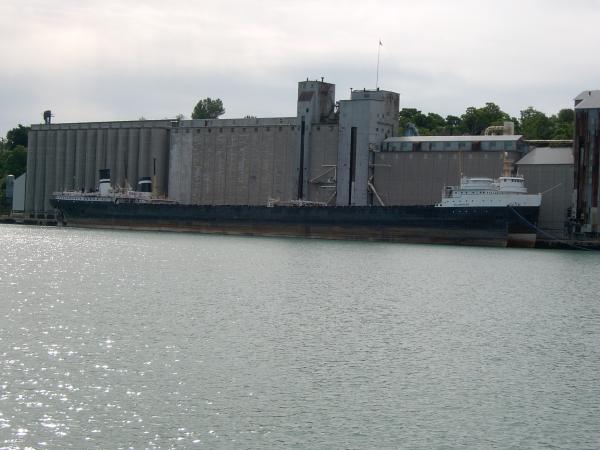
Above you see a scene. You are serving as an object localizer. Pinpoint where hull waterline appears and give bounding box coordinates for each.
[50,199,541,248]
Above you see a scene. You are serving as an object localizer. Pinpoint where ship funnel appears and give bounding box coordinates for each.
[99,169,111,195]
[137,176,152,193]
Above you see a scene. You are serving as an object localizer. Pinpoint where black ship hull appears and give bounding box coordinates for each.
[49,198,540,248]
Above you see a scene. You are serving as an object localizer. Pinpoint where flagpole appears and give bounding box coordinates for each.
[376,39,382,89]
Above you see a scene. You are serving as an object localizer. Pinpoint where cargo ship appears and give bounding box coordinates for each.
[49,170,541,248]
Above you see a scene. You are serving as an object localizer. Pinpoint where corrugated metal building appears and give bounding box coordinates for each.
[516,147,574,237]
[574,90,600,234]
[26,120,171,214]
[372,136,527,206]
[27,80,400,213]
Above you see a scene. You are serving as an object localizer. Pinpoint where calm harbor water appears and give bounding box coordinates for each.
[1,224,599,449]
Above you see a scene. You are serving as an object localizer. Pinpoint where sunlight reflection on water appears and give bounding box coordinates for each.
[1,224,600,448]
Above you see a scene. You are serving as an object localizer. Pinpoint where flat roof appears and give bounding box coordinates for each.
[516,147,573,165]
[385,135,523,143]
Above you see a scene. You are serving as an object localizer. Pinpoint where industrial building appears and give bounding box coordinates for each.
[25,79,529,212]
[25,120,171,213]
[574,90,600,234]
[373,135,526,206]
[516,147,574,237]
[23,78,580,237]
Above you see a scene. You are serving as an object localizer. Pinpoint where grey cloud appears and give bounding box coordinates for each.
[1,0,600,136]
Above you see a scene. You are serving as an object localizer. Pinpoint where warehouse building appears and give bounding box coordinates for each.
[516,147,574,237]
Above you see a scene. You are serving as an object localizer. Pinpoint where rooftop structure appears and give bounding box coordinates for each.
[574,90,600,109]
[383,135,526,152]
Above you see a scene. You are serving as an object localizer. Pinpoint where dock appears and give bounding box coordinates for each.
[0,213,57,226]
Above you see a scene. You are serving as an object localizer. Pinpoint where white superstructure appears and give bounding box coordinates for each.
[435,175,542,208]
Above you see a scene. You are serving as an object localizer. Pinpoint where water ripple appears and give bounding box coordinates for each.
[1,224,600,448]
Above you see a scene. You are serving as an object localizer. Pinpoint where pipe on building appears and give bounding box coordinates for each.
[150,128,169,195]
[368,179,386,206]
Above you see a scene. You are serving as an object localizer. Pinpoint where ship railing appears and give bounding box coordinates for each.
[267,198,327,207]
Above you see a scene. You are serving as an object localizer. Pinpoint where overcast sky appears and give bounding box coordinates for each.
[1,0,599,137]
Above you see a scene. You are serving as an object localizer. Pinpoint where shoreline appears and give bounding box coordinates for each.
[3,217,600,250]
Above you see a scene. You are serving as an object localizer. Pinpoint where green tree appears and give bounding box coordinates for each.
[191,98,225,119]
[1,145,27,177]
[557,108,574,123]
[5,124,30,149]
[398,108,449,136]
[460,103,511,135]
[520,107,553,139]
[445,115,461,135]
[425,112,446,135]
[399,108,427,135]
[1,125,31,206]
[0,144,27,209]
[550,122,573,140]
[549,108,574,140]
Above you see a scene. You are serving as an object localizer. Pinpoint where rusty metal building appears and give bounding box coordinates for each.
[574,90,600,234]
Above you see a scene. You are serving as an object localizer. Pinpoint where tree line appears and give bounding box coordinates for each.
[399,103,574,139]
[0,125,29,209]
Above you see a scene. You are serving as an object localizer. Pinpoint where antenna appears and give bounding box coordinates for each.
[376,39,383,89]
